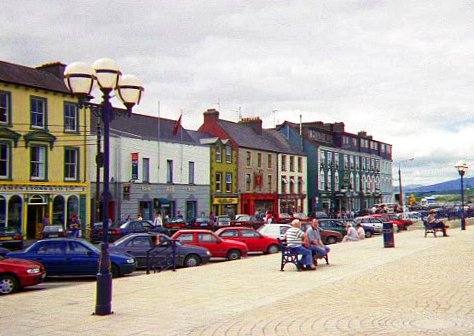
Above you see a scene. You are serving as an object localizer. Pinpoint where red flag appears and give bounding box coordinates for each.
[173,113,182,136]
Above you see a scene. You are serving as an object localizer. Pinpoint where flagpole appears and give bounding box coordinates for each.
[180,109,183,179]
[157,101,161,171]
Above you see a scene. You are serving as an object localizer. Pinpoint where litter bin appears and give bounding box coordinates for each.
[382,222,395,248]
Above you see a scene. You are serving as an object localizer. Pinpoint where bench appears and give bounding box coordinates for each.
[423,220,449,238]
[279,240,302,272]
[313,253,330,267]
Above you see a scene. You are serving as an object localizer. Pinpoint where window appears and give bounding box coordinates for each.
[289,178,295,194]
[142,158,150,183]
[281,155,287,171]
[0,142,10,179]
[225,173,232,192]
[31,145,46,180]
[188,161,195,184]
[215,173,222,192]
[245,174,251,191]
[67,242,91,254]
[257,153,262,168]
[281,175,287,193]
[64,102,78,132]
[36,241,65,254]
[267,175,272,192]
[31,96,47,129]
[198,233,217,242]
[344,155,348,169]
[298,177,303,194]
[215,145,222,162]
[241,230,259,238]
[64,148,79,181]
[319,168,325,190]
[246,151,251,166]
[0,91,11,124]
[220,230,238,238]
[166,160,173,183]
[267,154,272,168]
[334,171,339,191]
[177,233,193,243]
[289,156,294,172]
[225,145,231,163]
[297,157,302,172]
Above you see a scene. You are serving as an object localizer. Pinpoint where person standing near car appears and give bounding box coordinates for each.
[70,214,81,238]
[306,219,330,261]
[153,211,163,228]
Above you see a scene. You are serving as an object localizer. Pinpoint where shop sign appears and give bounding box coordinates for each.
[0,184,86,193]
[213,197,239,205]
[131,153,139,180]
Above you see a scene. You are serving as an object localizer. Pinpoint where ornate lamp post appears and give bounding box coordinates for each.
[64,59,143,315]
[455,160,469,231]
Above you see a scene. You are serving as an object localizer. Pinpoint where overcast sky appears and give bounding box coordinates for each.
[2,0,474,186]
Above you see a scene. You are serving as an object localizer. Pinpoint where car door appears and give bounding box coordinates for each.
[240,229,262,252]
[197,232,224,257]
[66,241,98,275]
[122,236,153,267]
[134,221,147,233]
[33,240,68,276]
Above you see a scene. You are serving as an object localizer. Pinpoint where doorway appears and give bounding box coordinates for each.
[27,205,46,239]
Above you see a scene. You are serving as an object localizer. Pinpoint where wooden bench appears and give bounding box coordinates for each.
[279,240,302,272]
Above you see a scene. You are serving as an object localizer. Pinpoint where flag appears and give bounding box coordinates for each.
[173,113,182,136]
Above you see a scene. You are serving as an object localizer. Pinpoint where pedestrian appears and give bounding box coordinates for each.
[265,211,273,224]
[69,214,81,238]
[153,211,163,227]
[342,223,359,242]
[137,213,143,221]
[42,213,50,226]
[284,219,315,271]
[356,223,365,240]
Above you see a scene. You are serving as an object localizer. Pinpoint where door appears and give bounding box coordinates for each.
[66,241,98,275]
[240,229,264,252]
[27,205,46,239]
[123,236,153,267]
[197,232,225,257]
[33,240,68,275]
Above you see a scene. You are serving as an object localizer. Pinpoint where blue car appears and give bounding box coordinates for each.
[7,238,136,277]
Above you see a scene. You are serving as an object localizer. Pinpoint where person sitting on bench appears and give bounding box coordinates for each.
[284,219,315,271]
[305,219,330,262]
[427,210,449,237]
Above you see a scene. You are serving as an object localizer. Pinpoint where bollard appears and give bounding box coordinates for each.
[382,222,395,248]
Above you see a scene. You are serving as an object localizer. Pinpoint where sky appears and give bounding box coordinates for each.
[2,0,474,187]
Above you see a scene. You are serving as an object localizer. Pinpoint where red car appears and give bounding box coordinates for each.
[172,229,248,260]
[0,256,46,295]
[372,214,413,231]
[215,227,280,254]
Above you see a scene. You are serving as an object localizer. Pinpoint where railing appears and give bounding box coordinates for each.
[146,239,178,274]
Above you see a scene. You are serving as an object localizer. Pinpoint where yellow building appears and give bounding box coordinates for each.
[0,60,90,239]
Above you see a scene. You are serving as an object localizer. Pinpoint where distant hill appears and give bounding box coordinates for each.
[401,177,474,194]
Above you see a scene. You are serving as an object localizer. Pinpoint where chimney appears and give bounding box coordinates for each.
[332,122,345,133]
[203,108,220,123]
[36,62,66,80]
[239,117,263,135]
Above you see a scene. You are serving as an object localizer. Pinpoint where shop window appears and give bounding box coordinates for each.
[53,195,65,227]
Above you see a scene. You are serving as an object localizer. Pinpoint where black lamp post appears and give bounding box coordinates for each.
[455,160,469,231]
[397,158,414,213]
[64,59,143,315]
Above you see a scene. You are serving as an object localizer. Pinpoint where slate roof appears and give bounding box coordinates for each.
[91,112,199,145]
[0,60,70,94]
[217,119,305,155]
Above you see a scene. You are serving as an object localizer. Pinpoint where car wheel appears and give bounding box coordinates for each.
[0,275,19,295]
[111,264,120,278]
[325,236,337,245]
[227,249,241,261]
[266,244,279,254]
[365,231,372,238]
[184,254,201,267]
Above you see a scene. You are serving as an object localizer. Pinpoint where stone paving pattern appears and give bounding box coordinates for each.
[1,220,474,335]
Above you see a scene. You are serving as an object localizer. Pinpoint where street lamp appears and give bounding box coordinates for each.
[397,158,414,213]
[455,160,469,231]
[64,58,143,315]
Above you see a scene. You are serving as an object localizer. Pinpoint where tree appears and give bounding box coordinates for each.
[408,194,416,206]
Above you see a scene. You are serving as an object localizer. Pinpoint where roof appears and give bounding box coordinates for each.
[0,60,70,94]
[91,112,200,145]
[217,119,305,155]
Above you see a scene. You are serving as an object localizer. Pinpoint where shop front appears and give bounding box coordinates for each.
[0,183,89,239]
[278,194,306,215]
[240,193,277,217]
[211,195,239,218]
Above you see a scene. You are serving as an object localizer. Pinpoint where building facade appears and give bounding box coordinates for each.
[0,61,90,238]
[90,113,210,223]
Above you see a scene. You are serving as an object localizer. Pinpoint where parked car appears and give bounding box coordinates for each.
[353,216,384,234]
[215,227,280,254]
[7,238,136,277]
[171,229,248,260]
[274,213,292,224]
[292,212,310,221]
[215,215,231,227]
[109,233,211,268]
[92,220,169,243]
[0,255,46,295]
[40,225,67,239]
[371,214,411,231]
[0,227,23,250]
[317,219,375,238]
[187,217,214,230]
[230,215,265,229]
[163,217,187,231]
[312,211,329,220]
[257,223,343,245]
[0,247,10,257]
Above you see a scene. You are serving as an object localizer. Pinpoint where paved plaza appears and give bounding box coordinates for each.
[2,221,474,336]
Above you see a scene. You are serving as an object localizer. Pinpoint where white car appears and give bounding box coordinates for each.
[257,224,291,240]
[353,217,384,234]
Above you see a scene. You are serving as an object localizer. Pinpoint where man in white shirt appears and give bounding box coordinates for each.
[284,219,315,271]
[343,223,359,242]
[153,211,163,227]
